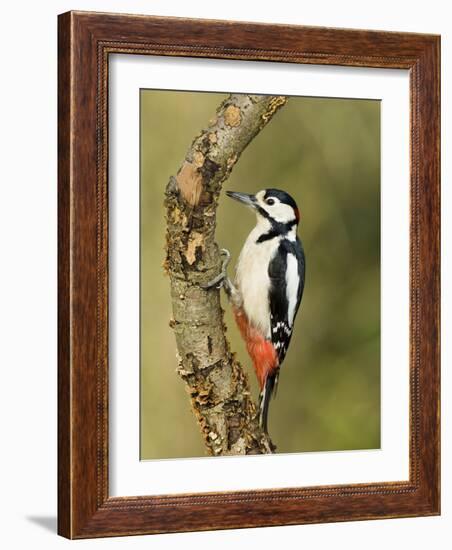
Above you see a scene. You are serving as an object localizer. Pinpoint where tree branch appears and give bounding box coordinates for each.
[164,94,287,455]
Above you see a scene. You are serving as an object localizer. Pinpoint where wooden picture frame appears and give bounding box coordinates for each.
[58,11,440,538]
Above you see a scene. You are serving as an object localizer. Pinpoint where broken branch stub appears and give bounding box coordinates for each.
[164,94,287,455]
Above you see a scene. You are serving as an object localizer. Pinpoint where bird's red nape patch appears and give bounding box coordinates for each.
[294,207,300,223]
[233,306,278,389]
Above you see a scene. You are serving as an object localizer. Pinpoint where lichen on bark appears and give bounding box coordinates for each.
[163,94,287,455]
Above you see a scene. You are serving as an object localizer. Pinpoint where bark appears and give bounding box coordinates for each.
[164,94,287,455]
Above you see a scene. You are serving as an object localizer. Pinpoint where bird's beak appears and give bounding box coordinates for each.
[226,191,256,208]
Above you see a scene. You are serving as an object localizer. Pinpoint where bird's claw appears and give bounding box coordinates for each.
[201,249,231,290]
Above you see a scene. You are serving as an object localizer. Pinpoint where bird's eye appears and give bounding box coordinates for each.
[266,198,275,206]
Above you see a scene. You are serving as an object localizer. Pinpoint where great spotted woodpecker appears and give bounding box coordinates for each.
[205,188,305,433]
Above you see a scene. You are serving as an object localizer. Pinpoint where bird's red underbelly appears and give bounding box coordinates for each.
[232,306,278,389]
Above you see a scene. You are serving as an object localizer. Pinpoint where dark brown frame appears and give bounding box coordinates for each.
[58,10,440,539]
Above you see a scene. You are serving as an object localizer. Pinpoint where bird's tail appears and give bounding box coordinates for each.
[259,372,278,433]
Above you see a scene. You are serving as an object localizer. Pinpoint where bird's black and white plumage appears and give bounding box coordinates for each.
[224,188,305,433]
[269,236,305,364]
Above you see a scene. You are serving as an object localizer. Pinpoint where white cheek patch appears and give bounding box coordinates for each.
[256,195,295,223]
[271,203,295,223]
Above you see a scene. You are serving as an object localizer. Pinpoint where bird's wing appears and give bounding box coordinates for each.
[268,238,305,365]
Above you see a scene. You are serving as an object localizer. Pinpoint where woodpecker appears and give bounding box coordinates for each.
[205,188,305,433]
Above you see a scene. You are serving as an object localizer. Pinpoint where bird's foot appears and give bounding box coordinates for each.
[201,249,231,290]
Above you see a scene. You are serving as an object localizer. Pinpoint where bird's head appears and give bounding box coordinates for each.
[226,188,300,226]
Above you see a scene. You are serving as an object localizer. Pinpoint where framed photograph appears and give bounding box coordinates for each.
[58,11,440,538]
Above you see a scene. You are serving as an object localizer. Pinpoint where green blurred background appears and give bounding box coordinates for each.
[140,90,381,459]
